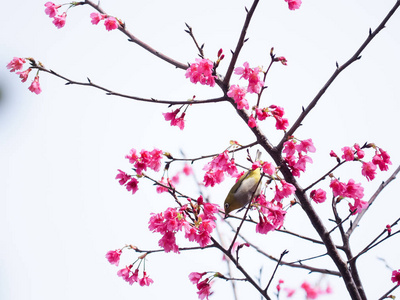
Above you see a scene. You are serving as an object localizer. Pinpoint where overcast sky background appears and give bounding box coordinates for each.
[1,0,400,299]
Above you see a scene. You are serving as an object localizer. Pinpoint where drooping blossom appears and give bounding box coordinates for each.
[44,2,60,18]
[28,76,42,94]
[105,249,122,266]
[354,143,365,159]
[163,109,186,130]
[261,161,276,176]
[90,12,106,25]
[296,139,316,154]
[185,58,216,87]
[6,57,26,72]
[16,69,31,82]
[283,138,315,177]
[310,188,326,204]
[189,272,207,285]
[203,151,238,186]
[273,180,296,202]
[277,56,287,65]
[126,177,139,194]
[234,62,264,94]
[285,0,302,10]
[115,169,131,185]
[372,148,392,171]
[391,269,400,285]
[53,12,67,29]
[196,279,213,300]
[125,148,164,175]
[270,105,289,130]
[139,271,154,286]
[361,161,377,181]
[104,16,119,31]
[256,201,286,235]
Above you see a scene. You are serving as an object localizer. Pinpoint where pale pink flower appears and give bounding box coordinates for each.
[90,12,106,25]
[105,249,122,266]
[44,2,60,18]
[310,188,326,203]
[234,62,252,80]
[53,12,67,29]
[7,57,26,72]
[16,68,31,82]
[28,76,42,94]
[104,17,119,31]
[189,272,206,285]
[183,164,193,176]
[285,0,302,10]
[341,146,354,161]
[361,161,377,181]
[296,139,316,153]
[391,269,400,285]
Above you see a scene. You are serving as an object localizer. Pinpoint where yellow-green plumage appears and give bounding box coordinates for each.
[224,167,261,217]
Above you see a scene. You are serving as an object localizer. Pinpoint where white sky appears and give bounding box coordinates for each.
[1,1,400,299]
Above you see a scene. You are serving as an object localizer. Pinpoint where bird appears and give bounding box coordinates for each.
[224,151,262,217]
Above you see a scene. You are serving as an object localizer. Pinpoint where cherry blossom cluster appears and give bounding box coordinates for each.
[202,150,239,187]
[163,108,186,130]
[105,249,154,286]
[331,143,392,181]
[185,58,217,87]
[282,138,316,177]
[90,12,121,31]
[115,148,164,194]
[6,57,41,94]
[254,194,286,234]
[189,272,214,300]
[250,105,289,130]
[276,279,331,298]
[148,196,219,252]
[44,2,68,29]
[330,178,367,214]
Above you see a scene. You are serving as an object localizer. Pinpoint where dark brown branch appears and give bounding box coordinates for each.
[84,0,188,70]
[378,284,400,300]
[277,0,400,152]
[33,66,227,105]
[223,0,260,87]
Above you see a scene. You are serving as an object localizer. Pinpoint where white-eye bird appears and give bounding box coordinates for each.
[224,151,262,217]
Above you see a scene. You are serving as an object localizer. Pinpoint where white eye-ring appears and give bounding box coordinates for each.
[224,203,230,209]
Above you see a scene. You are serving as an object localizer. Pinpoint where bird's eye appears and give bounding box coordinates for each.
[224,203,229,209]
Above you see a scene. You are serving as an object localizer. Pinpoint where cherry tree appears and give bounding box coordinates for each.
[6,0,400,299]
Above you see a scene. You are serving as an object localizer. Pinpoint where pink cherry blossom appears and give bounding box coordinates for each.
[261,161,275,176]
[283,140,297,157]
[372,148,392,171]
[116,169,131,185]
[183,164,193,176]
[354,143,365,159]
[348,198,368,214]
[139,271,154,286]
[341,146,354,161]
[227,85,249,110]
[255,107,269,120]
[248,115,257,128]
[189,272,206,285]
[274,115,289,130]
[277,56,287,65]
[274,180,296,201]
[28,76,42,94]
[171,112,186,130]
[344,179,364,199]
[105,249,122,266]
[391,269,400,285]
[104,17,119,31]
[247,67,264,94]
[158,231,179,253]
[300,281,320,299]
[256,214,275,234]
[330,150,338,158]
[285,0,302,10]
[16,68,31,82]
[310,188,326,203]
[117,265,133,282]
[361,161,377,181]
[126,177,139,194]
[330,179,346,197]
[197,279,213,300]
[296,139,316,153]
[53,12,67,29]
[90,12,106,25]
[234,62,252,80]
[44,2,60,18]
[185,58,216,87]
[6,57,26,72]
